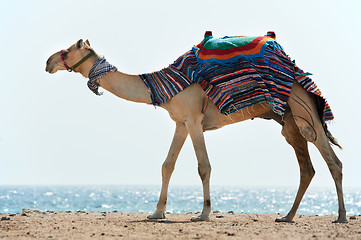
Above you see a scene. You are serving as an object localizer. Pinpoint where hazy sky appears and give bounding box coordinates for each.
[1,0,360,190]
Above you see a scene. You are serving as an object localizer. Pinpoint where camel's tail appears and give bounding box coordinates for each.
[314,95,342,149]
[323,123,342,149]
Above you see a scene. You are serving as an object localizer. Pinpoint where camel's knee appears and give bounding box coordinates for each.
[334,157,343,170]
[329,162,343,180]
[295,147,315,185]
[317,141,343,170]
[308,167,316,178]
[328,157,343,174]
[300,165,315,183]
[315,137,344,182]
[162,160,175,177]
[198,162,211,182]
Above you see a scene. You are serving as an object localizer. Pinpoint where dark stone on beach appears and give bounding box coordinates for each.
[9,214,16,216]
[227,232,235,236]
[213,210,220,213]
[216,215,224,218]
[350,215,357,220]
[113,210,118,213]
[124,225,128,228]
[1,217,10,221]
[253,219,258,222]
[228,211,234,214]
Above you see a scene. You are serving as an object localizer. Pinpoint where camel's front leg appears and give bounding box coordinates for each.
[185,117,212,222]
[147,123,188,219]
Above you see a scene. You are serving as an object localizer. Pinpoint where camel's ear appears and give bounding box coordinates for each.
[85,39,91,47]
[77,39,84,49]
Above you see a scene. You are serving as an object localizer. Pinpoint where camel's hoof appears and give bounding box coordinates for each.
[275,217,294,223]
[147,211,165,220]
[191,214,210,222]
[332,217,348,223]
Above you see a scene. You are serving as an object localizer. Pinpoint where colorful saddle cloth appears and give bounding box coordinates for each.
[140,31,333,123]
[193,31,276,64]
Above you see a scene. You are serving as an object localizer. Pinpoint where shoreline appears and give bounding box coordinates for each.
[1,212,360,239]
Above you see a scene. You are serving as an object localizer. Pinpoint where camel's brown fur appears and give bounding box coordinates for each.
[46,39,347,223]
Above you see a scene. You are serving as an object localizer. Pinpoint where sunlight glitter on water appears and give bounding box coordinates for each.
[0,186,360,215]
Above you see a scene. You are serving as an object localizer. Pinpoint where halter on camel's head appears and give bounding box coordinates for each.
[46,39,118,96]
[60,41,95,72]
[45,39,96,74]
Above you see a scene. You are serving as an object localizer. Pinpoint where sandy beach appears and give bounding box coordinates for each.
[0,211,360,239]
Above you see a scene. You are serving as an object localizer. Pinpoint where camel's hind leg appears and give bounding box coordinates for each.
[185,115,212,222]
[314,126,347,223]
[285,81,347,223]
[276,110,315,223]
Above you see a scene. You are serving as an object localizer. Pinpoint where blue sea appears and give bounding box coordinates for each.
[0,185,360,216]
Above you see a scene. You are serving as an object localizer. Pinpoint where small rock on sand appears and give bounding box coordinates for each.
[22,209,42,215]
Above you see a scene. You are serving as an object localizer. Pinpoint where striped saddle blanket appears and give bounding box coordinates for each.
[140,31,333,123]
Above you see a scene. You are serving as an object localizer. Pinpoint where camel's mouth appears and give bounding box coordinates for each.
[45,65,53,73]
[45,65,57,74]
[45,56,58,74]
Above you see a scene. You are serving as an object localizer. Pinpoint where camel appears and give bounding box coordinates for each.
[45,38,347,223]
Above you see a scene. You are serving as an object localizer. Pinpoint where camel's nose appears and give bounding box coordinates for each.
[45,61,50,72]
[45,57,53,73]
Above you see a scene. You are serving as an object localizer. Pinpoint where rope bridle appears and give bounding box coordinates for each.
[60,49,96,72]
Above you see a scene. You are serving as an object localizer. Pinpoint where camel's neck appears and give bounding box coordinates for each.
[98,71,152,104]
[76,56,152,104]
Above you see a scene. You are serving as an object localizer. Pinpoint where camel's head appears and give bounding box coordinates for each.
[45,39,94,74]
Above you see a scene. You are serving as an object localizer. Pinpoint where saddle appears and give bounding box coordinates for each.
[193,31,276,64]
